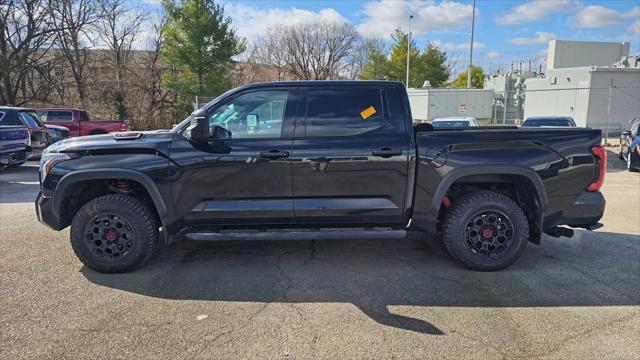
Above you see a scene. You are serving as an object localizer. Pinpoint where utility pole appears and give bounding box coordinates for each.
[467,0,476,88]
[406,14,414,88]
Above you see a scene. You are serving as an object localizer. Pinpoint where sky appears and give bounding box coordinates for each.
[141,0,640,75]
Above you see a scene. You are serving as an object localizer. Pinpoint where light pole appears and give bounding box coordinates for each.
[467,0,476,88]
[406,14,414,88]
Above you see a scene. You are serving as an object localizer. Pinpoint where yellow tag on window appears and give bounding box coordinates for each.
[360,106,376,120]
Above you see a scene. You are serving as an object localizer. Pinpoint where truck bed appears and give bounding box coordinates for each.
[412,127,603,234]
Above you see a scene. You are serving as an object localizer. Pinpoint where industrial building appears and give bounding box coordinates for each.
[523,40,640,133]
[484,70,536,123]
[407,87,494,122]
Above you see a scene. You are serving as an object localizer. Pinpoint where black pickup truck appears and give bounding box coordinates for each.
[35,81,606,273]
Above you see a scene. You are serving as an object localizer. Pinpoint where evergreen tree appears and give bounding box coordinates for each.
[419,43,451,88]
[387,29,421,87]
[360,38,389,80]
[161,0,244,113]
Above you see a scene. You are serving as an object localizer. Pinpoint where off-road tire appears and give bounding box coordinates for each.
[70,194,158,273]
[443,191,529,271]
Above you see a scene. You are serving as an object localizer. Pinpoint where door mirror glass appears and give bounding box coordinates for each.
[246,114,258,128]
[211,125,231,139]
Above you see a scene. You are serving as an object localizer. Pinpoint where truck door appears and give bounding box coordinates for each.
[169,87,297,228]
[289,86,411,227]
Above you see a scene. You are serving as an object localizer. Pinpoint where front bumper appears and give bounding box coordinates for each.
[28,148,44,160]
[35,191,64,230]
[563,191,606,228]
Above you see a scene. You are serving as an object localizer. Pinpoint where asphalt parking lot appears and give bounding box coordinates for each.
[1,149,639,359]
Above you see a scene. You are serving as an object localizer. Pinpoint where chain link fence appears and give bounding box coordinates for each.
[414,82,639,141]
[192,96,215,110]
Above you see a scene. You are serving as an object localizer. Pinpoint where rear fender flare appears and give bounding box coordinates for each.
[430,165,548,225]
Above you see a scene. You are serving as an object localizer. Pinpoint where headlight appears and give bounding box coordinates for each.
[39,152,70,179]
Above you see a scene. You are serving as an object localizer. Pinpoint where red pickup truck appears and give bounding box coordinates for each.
[36,108,129,137]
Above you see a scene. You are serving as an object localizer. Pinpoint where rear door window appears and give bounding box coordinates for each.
[305,88,384,137]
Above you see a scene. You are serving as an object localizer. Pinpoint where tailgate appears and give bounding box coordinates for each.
[0,127,29,153]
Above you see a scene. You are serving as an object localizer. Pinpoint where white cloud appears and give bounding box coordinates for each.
[223,3,349,42]
[497,0,581,25]
[631,20,640,36]
[509,31,556,45]
[431,40,485,52]
[486,51,500,61]
[357,0,474,39]
[572,5,640,29]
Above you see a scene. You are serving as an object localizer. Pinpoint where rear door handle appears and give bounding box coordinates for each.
[260,149,290,159]
[372,147,402,158]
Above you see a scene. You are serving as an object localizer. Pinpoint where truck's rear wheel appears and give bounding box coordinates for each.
[443,191,528,271]
[70,194,158,273]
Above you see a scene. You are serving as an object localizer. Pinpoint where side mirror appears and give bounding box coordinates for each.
[211,125,231,139]
[187,109,209,142]
[621,130,632,137]
[414,122,433,132]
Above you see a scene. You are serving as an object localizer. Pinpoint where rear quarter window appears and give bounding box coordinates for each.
[47,111,73,122]
[305,88,384,137]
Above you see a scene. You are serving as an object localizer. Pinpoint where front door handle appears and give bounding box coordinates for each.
[372,147,402,158]
[260,149,290,159]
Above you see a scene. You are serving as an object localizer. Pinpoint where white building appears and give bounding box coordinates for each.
[523,40,640,132]
[407,88,494,122]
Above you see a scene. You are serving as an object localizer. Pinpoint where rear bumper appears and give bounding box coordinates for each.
[35,191,64,230]
[562,191,606,228]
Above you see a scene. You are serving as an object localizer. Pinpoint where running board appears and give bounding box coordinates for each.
[185,228,407,241]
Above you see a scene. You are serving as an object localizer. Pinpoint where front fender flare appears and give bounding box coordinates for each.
[52,169,168,224]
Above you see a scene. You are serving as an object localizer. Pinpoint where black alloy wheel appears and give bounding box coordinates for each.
[84,213,136,259]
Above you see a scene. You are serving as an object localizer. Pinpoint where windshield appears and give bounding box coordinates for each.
[431,120,469,128]
[522,118,574,127]
[18,111,44,128]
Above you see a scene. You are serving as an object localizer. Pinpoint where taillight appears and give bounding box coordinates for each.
[586,145,606,192]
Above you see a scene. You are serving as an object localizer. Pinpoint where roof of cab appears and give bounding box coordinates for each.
[0,106,34,112]
[237,80,405,89]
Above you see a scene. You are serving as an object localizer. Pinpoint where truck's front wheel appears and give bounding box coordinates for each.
[443,191,529,271]
[70,194,158,273]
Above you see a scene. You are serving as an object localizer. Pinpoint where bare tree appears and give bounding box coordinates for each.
[48,0,101,107]
[96,0,145,119]
[130,13,173,130]
[254,21,361,80]
[0,0,58,105]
